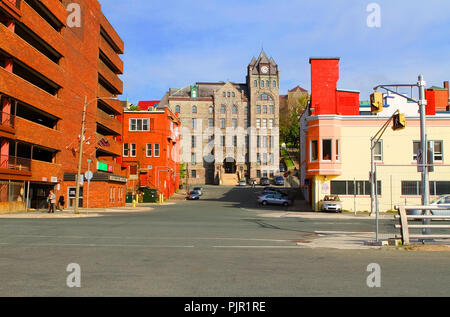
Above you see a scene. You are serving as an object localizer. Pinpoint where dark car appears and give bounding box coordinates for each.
[274,176,284,186]
[187,191,200,200]
[260,177,270,186]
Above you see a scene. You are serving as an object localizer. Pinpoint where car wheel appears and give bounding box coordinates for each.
[282,202,289,207]
[262,201,268,206]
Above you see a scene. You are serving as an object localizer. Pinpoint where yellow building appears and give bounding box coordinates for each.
[300,57,450,212]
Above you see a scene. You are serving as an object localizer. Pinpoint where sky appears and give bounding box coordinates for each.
[99,0,450,104]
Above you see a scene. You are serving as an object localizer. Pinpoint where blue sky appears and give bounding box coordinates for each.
[99,0,450,103]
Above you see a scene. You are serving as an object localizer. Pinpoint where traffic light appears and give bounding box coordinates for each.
[370,92,384,113]
[392,112,406,131]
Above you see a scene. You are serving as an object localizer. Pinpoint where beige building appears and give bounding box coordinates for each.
[159,51,280,185]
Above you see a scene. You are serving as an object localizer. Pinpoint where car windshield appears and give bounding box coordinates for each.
[324,195,340,201]
[190,191,197,195]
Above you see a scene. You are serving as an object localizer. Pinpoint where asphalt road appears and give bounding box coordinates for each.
[1,186,449,296]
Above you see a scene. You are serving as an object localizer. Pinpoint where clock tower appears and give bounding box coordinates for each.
[246,50,280,179]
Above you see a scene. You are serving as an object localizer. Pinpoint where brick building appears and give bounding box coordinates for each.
[121,106,180,200]
[0,0,126,212]
[158,50,280,185]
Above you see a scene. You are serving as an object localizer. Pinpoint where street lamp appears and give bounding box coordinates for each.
[74,96,119,214]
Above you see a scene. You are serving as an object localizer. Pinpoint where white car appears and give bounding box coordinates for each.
[239,180,247,186]
[193,187,203,196]
[408,194,450,216]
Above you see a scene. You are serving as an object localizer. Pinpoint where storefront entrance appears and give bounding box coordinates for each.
[67,186,83,208]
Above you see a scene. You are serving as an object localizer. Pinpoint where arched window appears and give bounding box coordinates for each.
[209,106,214,114]
[175,105,180,113]
[254,80,257,87]
[258,93,274,101]
[221,105,226,114]
[232,105,238,114]
[192,105,197,114]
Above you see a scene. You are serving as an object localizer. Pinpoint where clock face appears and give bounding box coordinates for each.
[261,66,269,74]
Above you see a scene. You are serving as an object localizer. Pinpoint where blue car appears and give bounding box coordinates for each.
[274,176,284,186]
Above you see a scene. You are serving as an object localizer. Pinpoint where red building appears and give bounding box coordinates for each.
[121,107,180,199]
[0,0,126,212]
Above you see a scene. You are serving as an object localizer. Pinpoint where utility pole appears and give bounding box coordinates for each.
[418,75,431,236]
[74,96,88,214]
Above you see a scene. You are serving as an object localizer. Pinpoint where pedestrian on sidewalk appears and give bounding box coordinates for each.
[48,190,56,213]
[57,195,65,211]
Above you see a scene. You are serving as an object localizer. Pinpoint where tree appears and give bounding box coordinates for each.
[280,95,309,148]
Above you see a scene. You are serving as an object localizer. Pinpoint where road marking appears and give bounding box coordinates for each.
[0,243,195,248]
[315,231,373,235]
[5,235,292,243]
[213,246,301,249]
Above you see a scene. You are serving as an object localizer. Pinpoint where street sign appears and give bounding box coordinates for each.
[84,171,93,182]
[75,175,84,185]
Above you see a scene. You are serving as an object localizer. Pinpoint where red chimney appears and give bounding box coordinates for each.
[444,81,449,90]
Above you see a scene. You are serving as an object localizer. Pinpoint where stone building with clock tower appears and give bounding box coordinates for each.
[159,50,280,185]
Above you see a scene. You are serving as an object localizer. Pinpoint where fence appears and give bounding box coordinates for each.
[373,164,450,241]
[395,205,450,245]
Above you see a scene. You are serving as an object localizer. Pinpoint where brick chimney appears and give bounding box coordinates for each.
[446,81,450,111]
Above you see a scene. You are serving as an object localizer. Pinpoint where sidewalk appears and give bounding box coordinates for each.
[0,205,155,219]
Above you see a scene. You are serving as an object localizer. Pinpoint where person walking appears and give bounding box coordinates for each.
[48,190,56,213]
[57,195,65,211]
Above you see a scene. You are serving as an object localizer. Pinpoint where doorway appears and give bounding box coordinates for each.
[223,158,236,174]
[67,186,83,208]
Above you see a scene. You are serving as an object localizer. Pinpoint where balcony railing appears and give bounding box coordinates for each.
[0,112,15,128]
[0,155,31,171]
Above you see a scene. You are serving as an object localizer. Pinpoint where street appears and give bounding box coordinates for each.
[1,186,449,297]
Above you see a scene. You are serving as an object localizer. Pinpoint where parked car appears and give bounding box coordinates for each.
[258,193,291,207]
[239,179,247,186]
[193,187,203,196]
[274,176,285,186]
[408,194,450,216]
[187,191,200,200]
[321,195,342,213]
[260,177,270,186]
[279,163,287,173]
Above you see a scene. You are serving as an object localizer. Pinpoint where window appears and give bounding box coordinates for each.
[311,140,318,162]
[270,154,274,165]
[221,105,226,114]
[269,119,273,129]
[232,105,238,114]
[244,106,249,115]
[273,80,277,88]
[227,92,231,97]
[262,119,267,128]
[257,153,261,164]
[266,80,269,87]
[263,153,268,164]
[232,118,237,128]
[257,136,261,148]
[401,181,450,196]
[331,180,381,196]
[146,143,152,157]
[208,118,214,128]
[221,136,225,146]
[129,165,138,175]
[191,170,197,178]
[175,105,180,113]
[263,136,268,148]
[256,119,261,129]
[269,105,274,114]
[223,92,226,97]
[257,170,261,178]
[261,80,264,87]
[256,105,261,114]
[244,119,248,129]
[258,93,274,101]
[336,140,340,161]
[192,136,196,148]
[130,143,136,157]
[254,80,257,87]
[413,141,420,161]
[191,153,196,164]
[263,105,267,114]
[154,143,160,157]
[232,92,235,98]
[374,140,383,161]
[129,119,150,131]
[245,136,249,147]
[192,105,197,114]
[322,139,332,161]
[233,136,237,147]
[123,143,129,157]
[270,136,274,148]
[209,106,214,114]
[220,118,225,129]
[192,118,197,129]
[433,141,443,161]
